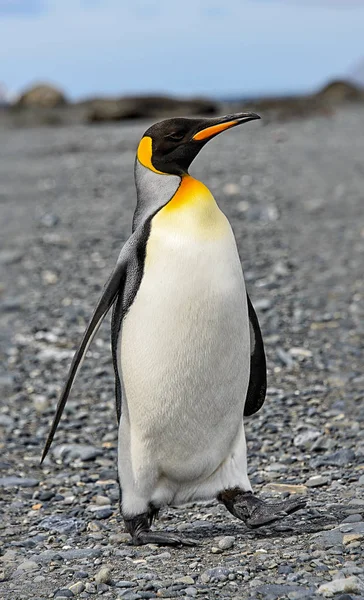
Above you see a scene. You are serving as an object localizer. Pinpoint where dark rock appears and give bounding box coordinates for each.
[54,590,74,598]
[38,515,85,534]
[86,95,218,123]
[316,79,364,105]
[52,444,103,461]
[93,508,113,519]
[255,584,315,598]
[0,476,39,487]
[311,448,356,468]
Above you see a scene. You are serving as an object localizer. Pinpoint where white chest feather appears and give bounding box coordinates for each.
[119,178,250,483]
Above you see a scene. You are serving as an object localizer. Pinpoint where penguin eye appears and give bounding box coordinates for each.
[165,132,185,142]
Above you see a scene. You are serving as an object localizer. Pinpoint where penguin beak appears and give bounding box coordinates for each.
[192,112,260,142]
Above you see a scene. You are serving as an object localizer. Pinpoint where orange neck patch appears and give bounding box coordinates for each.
[164,175,213,212]
[137,136,165,175]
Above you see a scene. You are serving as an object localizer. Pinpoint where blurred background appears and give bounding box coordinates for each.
[0,3,363,598]
[1,0,364,122]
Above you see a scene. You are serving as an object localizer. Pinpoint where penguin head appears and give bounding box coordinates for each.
[136,113,260,176]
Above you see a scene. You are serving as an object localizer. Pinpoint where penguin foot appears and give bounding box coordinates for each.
[124,513,199,547]
[218,489,306,528]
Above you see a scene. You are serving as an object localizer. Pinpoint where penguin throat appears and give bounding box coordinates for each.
[133,160,181,231]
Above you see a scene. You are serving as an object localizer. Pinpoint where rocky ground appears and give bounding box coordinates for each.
[0,106,363,600]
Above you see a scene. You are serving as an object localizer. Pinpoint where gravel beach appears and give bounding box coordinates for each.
[1,106,363,600]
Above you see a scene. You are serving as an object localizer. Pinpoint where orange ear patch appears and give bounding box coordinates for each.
[193,120,238,141]
[137,136,165,174]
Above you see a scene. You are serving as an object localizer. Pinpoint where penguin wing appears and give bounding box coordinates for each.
[244,294,267,416]
[40,237,135,463]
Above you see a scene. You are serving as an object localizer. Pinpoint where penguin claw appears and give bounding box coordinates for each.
[241,495,307,528]
[218,489,307,529]
[131,531,199,547]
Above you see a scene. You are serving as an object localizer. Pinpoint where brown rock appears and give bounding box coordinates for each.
[86,95,219,123]
[316,79,364,105]
[15,83,67,109]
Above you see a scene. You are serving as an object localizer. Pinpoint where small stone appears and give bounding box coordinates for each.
[358,474,364,486]
[312,528,343,549]
[218,536,235,550]
[16,560,39,572]
[69,582,85,594]
[0,414,14,428]
[85,582,96,594]
[201,567,230,583]
[33,394,49,413]
[0,476,39,488]
[342,514,363,523]
[60,549,102,560]
[173,576,194,585]
[318,576,364,597]
[223,183,240,195]
[262,483,308,495]
[42,270,58,284]
[95,567,112,585]
[115,581,136,589]
[54,590,74,598]
[0,249,23,265]
[185,587,198,597]
[148,552,171,561]
[306,475,329,487]
[343,534,363,545]
[294,429,321,448]
[40,212,59,227]
[39,515,85,534]
[1,550,18,562]
[277,347,294,368]
[253,298,272,311]
[312,449,356,468]
[52,444,103,462]
[93,508,113,520]
[94,495,110,506]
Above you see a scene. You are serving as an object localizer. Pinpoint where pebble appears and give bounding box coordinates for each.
[95,566,113,585]
[342,514,363,523]
[201,567,230,583]
[93,508,113,519]
[15,560,39,572]
[312,448,356,468]
[0,476,39,487]
[39,515,85,534]
[318,576,364,597]
[306,475,329,487]
[263,483,308,495]
[52,444,103,461]
[294,429,321,448]
[218,536,235,550]
[69,582,85,594]
[173,576,194,585]
[54,590,74,598]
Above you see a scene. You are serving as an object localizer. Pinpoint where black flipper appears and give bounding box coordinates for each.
[40,253,129,463]
[41,219,153,462]
[244,294,267,417]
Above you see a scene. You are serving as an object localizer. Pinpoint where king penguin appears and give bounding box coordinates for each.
[41,113,305,546]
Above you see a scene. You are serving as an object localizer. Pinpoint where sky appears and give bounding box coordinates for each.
[0,0,364,100]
